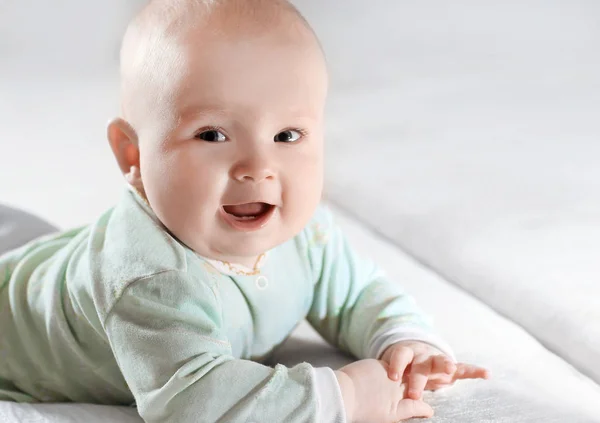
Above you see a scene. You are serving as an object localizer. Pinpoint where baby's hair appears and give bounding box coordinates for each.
[119,0,317,140]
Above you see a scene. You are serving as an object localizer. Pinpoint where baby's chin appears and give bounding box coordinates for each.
[182,228,287,265]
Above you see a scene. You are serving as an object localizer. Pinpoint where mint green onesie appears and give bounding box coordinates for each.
[0,187,453,423]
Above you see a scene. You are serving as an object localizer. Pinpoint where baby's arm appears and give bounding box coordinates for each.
[304,206,453,361]
[104,270,345,423]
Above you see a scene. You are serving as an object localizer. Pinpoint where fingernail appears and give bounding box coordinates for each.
[391,372,399,380]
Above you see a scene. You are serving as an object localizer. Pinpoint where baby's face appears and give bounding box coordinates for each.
[137,29,328,266]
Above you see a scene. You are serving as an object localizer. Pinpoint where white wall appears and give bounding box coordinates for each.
[0,0,147,75]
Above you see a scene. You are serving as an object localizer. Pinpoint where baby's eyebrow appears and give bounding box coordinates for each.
[177,105,320,127]
[179,106,231,122]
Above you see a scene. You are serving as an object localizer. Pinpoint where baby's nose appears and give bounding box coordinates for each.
[230,158,276,183]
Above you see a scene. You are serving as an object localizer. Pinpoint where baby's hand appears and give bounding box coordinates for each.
[381,341,490,400]
[335,359,434,423]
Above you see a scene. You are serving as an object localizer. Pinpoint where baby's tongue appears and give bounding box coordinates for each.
[224,203,267,217]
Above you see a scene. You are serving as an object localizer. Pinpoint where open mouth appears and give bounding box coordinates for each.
[223,203,272,220]
[220,202,276,231]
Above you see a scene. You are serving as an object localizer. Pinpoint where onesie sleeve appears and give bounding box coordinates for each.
[304,205,454,361]
[103,269,345,423]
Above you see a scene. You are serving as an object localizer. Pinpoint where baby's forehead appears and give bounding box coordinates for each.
[176,43,326,111]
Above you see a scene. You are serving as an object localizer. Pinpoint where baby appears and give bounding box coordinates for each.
[0,0,489,422]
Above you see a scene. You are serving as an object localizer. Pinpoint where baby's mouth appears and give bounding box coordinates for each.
[220,202,276,232]
[222,202,274,221]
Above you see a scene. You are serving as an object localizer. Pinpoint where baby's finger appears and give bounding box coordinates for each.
[395,399,434,421]
[454,364,491,381]
[388,347,415,381]
[407,357,432,400]
[431,355,456,375]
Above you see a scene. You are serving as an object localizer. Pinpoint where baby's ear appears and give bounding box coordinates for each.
[107,118,146,196]
[107,117,141,175]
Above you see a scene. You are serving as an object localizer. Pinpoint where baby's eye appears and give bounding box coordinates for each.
[195,129,227,142]
[274,129,303,143]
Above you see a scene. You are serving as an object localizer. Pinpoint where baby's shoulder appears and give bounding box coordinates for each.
[289,204,339,274]
[87,190,192,320]
[297,203,336,247]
